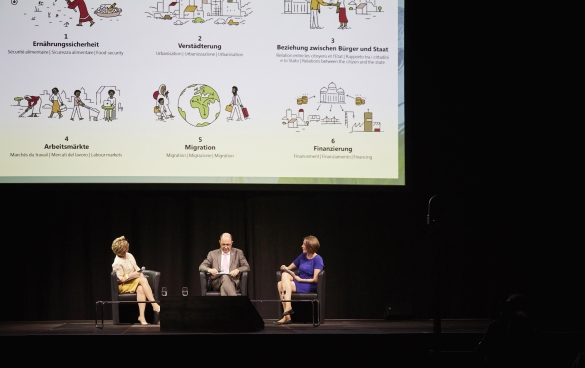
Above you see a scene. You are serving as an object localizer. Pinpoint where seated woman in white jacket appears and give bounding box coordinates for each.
[111,236,160,325]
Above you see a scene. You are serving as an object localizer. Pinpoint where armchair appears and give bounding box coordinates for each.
[199,271,248,296]
[110,270,160,325]
[276,269,325,324]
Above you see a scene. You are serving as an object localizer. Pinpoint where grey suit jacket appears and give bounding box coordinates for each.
[198,248,250,289]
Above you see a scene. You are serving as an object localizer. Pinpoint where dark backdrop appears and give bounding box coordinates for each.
[1,2,578,331]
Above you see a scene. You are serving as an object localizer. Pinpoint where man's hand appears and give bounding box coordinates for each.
[230,269,239,277]
[209,268,218,276]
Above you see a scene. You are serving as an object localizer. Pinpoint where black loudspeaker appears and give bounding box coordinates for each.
[160,296,264,332]
[384,302,413,320]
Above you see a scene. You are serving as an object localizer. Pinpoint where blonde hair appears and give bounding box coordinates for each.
[112,236,128,256]
[304,235,320,253]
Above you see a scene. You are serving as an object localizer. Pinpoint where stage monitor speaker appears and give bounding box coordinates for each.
[160,296,264,332]
[384,302,413,320]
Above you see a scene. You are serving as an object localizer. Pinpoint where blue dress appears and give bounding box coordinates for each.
[292,253,324,293]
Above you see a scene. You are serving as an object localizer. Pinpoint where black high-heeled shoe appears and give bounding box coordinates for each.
[273,319,292,325]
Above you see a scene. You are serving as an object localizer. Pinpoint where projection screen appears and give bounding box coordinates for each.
[0,0,404,185]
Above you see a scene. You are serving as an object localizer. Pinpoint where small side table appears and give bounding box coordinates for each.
[102,105,115,121]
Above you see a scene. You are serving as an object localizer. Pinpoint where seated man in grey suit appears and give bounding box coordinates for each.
[199,233,250,296]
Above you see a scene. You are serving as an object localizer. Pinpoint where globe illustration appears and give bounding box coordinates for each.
[177,84,221,127]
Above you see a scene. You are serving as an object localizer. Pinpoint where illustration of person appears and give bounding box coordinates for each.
[310,0,334,29]
[48,87,64,119]
[227,86,246,121]
[155,98,170,121]
[70,90,85,121]
[153,84,174,118]
[66,0,95,27]
[106,89,116,120]
[337,1,348,29]
[23,95,42,117]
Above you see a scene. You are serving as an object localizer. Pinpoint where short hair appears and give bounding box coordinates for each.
[220,233,233,242]
[108,89,115,95]
[112,236,128,256]
[303,235,320,253]
[74,90,81,95]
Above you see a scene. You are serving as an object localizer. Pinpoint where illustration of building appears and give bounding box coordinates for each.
[284,108,308,128]
[344,111,354,127]
[320,82,346,104]
[353,111,381,132]
[353,0,378,14]
[180,0,202,18]
[207,0,243,17]
[364,111,372,131]
[153,0,244,19]
[183,4,197,18]
[221,0,242,16]
[284,0,309,14]
[168,2,180,13]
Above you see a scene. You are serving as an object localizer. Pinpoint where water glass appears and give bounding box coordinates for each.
[161,287,167,297]
[182,287,188,296]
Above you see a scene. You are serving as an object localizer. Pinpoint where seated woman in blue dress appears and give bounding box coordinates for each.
[275,235,324,325]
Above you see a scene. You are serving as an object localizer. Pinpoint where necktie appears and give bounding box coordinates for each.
[222,253,228,273]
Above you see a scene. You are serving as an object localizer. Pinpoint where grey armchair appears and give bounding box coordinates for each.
[276,269,325,324]
[199,271,248,296]
[110,270,160,324]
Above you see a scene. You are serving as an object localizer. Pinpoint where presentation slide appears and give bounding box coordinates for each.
[0,0,404,185]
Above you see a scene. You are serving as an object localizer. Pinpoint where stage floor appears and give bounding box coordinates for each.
[0,318,490,336]
[2,319,584,366]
